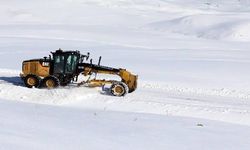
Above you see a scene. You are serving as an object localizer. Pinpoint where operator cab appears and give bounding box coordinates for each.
[51,49,80,75]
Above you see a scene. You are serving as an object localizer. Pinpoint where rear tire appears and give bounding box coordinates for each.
[24,74,41,88]
[42,76,60,88]
[110,81,128,97]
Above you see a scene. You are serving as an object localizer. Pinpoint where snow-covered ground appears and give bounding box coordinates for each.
[1,0,250,149]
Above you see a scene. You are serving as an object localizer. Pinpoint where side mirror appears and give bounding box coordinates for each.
[86,52,90,61]
[98,56,102,66]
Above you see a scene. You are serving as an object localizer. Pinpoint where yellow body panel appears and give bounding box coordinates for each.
[22,61,50,77]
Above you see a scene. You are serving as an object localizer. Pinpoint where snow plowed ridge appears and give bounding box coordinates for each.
[140,82,250,100]
[2,69,250,104]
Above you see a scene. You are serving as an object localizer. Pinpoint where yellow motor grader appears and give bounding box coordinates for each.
[20,49,138,96]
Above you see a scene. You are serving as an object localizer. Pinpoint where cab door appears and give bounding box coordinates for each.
[53,55,65,74]
[65,54,78,74]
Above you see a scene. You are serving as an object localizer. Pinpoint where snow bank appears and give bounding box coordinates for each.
[147,14,250,41]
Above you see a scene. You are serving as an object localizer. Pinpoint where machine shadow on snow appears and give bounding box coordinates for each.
[0,76,24,86]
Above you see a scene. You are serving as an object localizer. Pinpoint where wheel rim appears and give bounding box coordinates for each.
[27,77,36,86]
[112,84,124,96]
[46,79,55,88]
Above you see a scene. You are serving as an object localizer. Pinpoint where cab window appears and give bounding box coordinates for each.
[54,55,65,74]
[65,55,78,73]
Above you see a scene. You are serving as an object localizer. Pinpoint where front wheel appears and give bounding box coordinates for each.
[110,81,128,97]
[42,76,60,88]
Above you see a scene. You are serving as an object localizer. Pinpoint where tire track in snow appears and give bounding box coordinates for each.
[70,82,250,125]
[125,82,250,125]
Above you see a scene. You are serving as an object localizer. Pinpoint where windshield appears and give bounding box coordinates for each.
[53,53,79,74]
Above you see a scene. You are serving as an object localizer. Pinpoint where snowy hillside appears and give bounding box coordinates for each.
[1,0,250,149]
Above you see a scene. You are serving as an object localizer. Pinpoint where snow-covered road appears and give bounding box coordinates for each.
[1,69,250,126]
[2,98,250,150]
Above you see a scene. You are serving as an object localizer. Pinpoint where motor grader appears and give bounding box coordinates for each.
[20,49,138,96]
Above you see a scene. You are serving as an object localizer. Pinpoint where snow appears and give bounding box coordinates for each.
[1,0,250,149]
[1,99,250,150]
